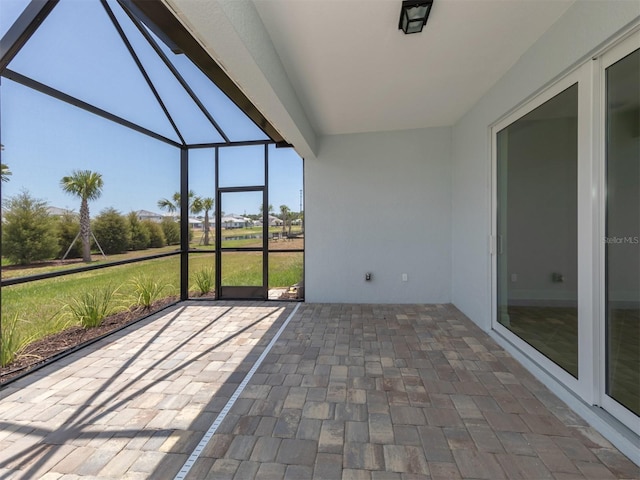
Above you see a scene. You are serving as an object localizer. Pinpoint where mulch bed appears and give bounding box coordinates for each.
[0,296,180,384]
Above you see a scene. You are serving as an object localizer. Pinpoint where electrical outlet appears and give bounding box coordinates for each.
[365,272,372,281]
[402,273,408,282]
[511,273,518,282]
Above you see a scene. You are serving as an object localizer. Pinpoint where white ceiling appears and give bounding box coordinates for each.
[252,0,575,136]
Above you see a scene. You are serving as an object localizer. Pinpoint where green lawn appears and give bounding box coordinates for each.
[1,226,303,280]
[0,245,180,280]
[1,251,303,366]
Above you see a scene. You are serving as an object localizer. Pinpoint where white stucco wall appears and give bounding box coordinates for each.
[305,127,452,304]
[451,1,640,331]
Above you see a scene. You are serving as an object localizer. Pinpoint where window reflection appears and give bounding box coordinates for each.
[605,48,639,415]
[497,84,579,377]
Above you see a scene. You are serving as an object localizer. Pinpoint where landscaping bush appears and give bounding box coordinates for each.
[161,217,180,245]
[1,191,59,265]
[0,314,32,367]
[64,285,121,328]
[130,274,171,308]
[128,212,150,251]
[93,208,130,254]
[55,211,82,259]
[143,220,166,248]
[192,267,215,295]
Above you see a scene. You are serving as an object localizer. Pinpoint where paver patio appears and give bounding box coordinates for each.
[0,302,637,479]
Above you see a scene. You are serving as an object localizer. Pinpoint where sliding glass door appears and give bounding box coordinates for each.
[495,81,580,379]
[604,42,639,418]
[493,30,639,428]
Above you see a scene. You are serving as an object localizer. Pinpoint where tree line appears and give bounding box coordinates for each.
[157,190,214,246]
[1,191,182,266]
[1,167,302,266]
[1,169,183,266]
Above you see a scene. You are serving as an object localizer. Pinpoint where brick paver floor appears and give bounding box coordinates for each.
[0,302,637,479]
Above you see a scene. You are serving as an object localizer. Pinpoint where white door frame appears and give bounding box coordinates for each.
[490,62,594,403]
[595,29,640,431]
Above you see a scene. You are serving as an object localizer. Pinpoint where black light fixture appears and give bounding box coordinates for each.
[398,0,433,34]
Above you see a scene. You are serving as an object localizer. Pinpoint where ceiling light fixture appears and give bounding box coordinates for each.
[398,0,433,34]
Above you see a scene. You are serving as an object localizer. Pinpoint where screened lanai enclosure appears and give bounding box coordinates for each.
[0,0,304,373]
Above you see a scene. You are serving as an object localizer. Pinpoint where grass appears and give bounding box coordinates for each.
[64,285,121,328]
[1,252,302,366]
[192,267,214,295]
[1,226,303,280]
[0,245,180,280]
[1,310,72,368]
[269,253,304,288]
[1,256,181,363]
[1,314,33,367]
[130,274,173,308]
[221,252,263,286]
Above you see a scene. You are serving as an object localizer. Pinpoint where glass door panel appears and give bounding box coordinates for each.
[216,188,267,300]
[219,190,264,248]
[221,252,263,286]
[605,47,639,416]
[219,251,264,299]
[496,84,579,377]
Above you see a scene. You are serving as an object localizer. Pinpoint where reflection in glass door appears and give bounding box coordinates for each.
[605,47,639,416]
[493,32,639,439]
[496,84,579,377]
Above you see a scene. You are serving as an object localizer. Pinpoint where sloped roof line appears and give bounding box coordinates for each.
[119,2,230,144]
[0,0,284,148]
[101,0,186,146]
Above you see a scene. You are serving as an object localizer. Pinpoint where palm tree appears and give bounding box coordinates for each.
[157,190,198,216]
[159,191,203,246]
[279,204,290,235]
[193,197,214,245]
[1,163,11,183]
[60,170,104,262]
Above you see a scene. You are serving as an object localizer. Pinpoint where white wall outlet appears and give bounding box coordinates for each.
[402,273,408,282]
[511,273,518,282]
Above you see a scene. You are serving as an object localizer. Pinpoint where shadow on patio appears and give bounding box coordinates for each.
[0,302,637,479]
[0,302,295,478]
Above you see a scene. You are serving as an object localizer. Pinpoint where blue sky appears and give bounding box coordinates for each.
[0,0,303,218]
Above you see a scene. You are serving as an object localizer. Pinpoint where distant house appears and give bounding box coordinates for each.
[188,217,203,229]
[47,206,75,218]
[136,210,163,223]
[222,214,251,229]
[258,215,283,227]
[47,207,78,217]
